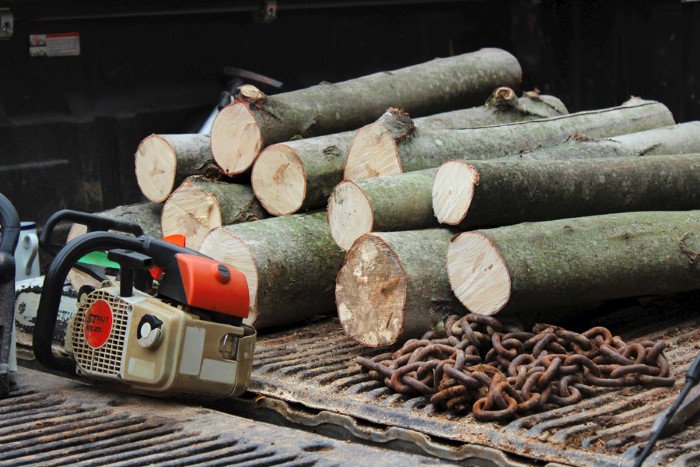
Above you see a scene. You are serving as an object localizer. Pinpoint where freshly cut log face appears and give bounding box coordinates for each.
[432,162,478,225]
[161,181,222,250]
[199,212,345,329]
[327,181,374,250]
[210,102,264,175]
[211,48,522,176]
[447,211,700,318]
[135,134,215,203]
[337,229,463,347]
[135,135,178,203]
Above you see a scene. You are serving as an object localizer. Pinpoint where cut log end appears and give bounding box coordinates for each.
[135,134,177,203]
[200,228,259,326]
[161,182,223,251]
[211,103,263,176]
[433,161,479,225]
[328,181,374,251]
[251,144,307,216]
[344,122,402,180]
[336,233,408,347]
[447,232,511,316]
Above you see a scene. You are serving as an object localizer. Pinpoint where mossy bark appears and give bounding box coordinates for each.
[204,212,346,329]
[346,99,674,178]
[448,155,700,229]
[239,48,521,145]
[451,211,700,320]
[511,121,700,161]
[336,229,464,347]
[95,202,162,238]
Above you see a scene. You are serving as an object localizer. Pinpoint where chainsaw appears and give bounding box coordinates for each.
[33,210,255,399]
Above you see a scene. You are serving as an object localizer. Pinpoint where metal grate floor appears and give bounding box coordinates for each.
[239,293,700,466]
[2,369,451,466]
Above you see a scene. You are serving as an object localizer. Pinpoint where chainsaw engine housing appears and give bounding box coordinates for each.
[67,284,255,398]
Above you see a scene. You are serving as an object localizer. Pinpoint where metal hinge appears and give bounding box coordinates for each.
[0,8,12,39]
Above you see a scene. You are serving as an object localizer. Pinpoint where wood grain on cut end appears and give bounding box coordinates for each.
[161,181,222,251]
[433,161,479,225]
[447,232,511,315]
[211,102,263,175]
[328,181,374,251]
[336,233,407,347]
[251,144,306,216]
[344,122,402,180]
[135,134,177,203]
[200,227,259,325]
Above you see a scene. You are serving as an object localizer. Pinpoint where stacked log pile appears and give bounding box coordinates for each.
[117,47,700,340]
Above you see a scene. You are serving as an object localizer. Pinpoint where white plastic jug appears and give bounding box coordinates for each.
[14,221,40,281]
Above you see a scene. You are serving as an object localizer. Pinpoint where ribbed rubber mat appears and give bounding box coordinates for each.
[2,370,449,467]
[246,294,700,466]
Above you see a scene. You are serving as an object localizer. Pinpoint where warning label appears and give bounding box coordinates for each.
[29,32,80,57]
[84,299,113,349]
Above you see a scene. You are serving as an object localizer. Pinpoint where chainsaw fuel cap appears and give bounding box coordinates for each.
[137,314,164,349]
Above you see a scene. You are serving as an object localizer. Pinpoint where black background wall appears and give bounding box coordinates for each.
[0,0,698,224]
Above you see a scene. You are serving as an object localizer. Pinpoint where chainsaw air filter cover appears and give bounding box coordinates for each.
[67,284,256,399]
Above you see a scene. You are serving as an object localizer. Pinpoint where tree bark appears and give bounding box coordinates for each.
[251,88,567,217]
[434,154,700,229]
[211,48,522,176]
[510,121,700,161]
[135,134,224,203]
[199,212,345,329]
[343,98,675,179]
[161,176,266,251]
[336,229,464,347]
[328,169,438,250]
[447,211,700,320]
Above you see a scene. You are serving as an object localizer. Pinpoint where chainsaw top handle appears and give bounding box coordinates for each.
[40,210,144,258]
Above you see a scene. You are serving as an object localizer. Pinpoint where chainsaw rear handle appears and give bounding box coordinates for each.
[0,193,20,397]
[34,231,202,374]
[40,210,144,258]
[0,193,20,255]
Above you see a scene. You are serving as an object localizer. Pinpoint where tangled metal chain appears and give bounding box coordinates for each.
[356,314,674,422]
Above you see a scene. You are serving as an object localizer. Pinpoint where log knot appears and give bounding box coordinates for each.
[567,133,598,143]
[679,232,700,268]
[486,87,518,111]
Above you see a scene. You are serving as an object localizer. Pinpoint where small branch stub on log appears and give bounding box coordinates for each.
[161,176,266,251]
[343,98,674,180]
[199,212,345,329]
[135,134,220,203]
[446,211,700,319]
[336,229,464,347]
[211,48,522,176]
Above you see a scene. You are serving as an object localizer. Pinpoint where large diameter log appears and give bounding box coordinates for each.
[135,134,222,203]
[343,98,675,179]
[161,176,266,251]
[199,212,345,329]
[447,211,700,318]
[328,169,437,250]
[251,88,568,217]
[511,121,700,161]
[433,154,700,229]
[336,229,464,347]
[211,48,522,176]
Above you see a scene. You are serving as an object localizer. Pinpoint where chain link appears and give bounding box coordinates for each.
[356,314,674,422]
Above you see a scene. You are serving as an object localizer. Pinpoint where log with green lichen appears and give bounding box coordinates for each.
[328,169,438,250]
[251,87,566,217]
[343,98,675,179]
[211,48,522,176]
[434,154,700,228]
[161,176,266,251]
[135,134,224,203]
[336,229,464,347]
[447,211,700,320]
[199,212,345,329]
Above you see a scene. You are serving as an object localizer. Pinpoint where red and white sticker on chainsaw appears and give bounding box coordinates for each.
[29,32,80,57]
[84,299,113,349]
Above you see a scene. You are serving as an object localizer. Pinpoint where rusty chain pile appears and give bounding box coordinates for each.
[356,314,674,422]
